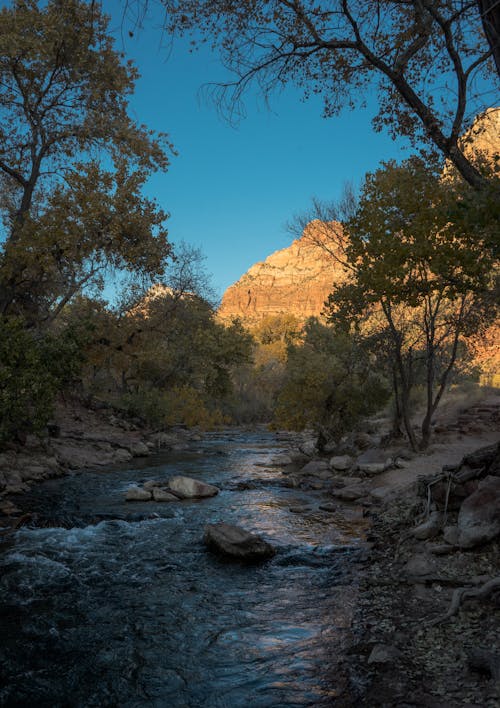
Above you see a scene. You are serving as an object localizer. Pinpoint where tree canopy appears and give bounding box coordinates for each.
[0,0,173,323]
[155,0,499,190]
[324,157,498,448]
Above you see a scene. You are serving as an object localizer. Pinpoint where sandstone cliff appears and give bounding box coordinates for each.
[218,221,346,323]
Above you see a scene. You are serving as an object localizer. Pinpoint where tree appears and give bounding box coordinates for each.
[477,0,500,79]
[323,157,498,449]
[153,0,499,190]
[274,317,389,442]
[0,0,173,322]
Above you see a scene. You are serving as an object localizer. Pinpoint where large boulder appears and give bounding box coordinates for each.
[167,475,219,499]
[204,523,275,561]
[457,475,500,548]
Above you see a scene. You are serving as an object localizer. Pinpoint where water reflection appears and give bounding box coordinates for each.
[0,431,363,706]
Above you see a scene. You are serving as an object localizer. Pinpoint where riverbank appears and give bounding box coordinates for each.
[1,392,499,705]
[0,398,200,523]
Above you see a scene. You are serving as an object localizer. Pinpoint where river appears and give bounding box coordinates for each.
[0,430,366,707]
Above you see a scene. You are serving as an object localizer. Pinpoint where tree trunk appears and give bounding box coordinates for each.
[477,0,500,80]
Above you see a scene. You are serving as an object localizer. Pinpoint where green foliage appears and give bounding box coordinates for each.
[119,386,228,429]
[0,317,84,444]
[274,319,389,437]
[325,157,499,448]
[0,0,173,322]
[61,292,254,428]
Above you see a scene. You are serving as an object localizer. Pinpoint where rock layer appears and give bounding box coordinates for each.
[218,221,346,324]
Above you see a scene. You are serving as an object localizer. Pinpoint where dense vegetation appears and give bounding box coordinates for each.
[0,0,498,451]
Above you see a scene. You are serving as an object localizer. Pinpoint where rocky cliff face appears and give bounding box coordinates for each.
[218,221,346,323]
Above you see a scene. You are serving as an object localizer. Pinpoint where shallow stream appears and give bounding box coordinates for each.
[0,430,365,707]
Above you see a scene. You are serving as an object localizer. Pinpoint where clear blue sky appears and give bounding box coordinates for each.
[106,0,411,299]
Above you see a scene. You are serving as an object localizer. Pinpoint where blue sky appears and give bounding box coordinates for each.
[106,1,412,298]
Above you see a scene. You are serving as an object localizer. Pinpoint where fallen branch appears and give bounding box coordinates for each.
[427,576,500,626]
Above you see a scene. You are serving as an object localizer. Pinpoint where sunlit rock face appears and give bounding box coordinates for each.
[218,220,347,323]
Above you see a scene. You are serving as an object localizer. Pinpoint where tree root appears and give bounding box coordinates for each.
[427,576,500,626]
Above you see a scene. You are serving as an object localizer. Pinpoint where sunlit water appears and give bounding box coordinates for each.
[0,431,364,707]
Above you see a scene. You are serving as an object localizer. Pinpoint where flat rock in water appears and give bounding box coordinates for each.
[271,454,293,466]
[167,475,219,499]
[300,460,330,476]
[204,522,275,561]
[125,486,152,501]
[152,488,178,502]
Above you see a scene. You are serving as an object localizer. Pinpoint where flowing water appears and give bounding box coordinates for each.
[0,431,365,707]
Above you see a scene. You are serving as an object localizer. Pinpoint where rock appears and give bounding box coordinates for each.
[217,222,347,326]
[289,505,311,513]
[329,455,353,471]
[322,441,338,455]
[369,486,397,502]
[152,488,178,502]
[204,522,275,561]
[394,457,410,469]
[319,503,337,513]
[167,475,219,499]
[412,511,443,540]
[357,461,388,475]
[113,448,133,463]
[443,525,460,546]
[427,543,456,556]
[271,454,293,466]
[332,483,370,501]
[404,554,436,578]
[367,644,402,665]
[339,506,365,521]
[457,475,500,548]
[299,440,317,457]
[299,460,330,476]
[125,486,152,501]
[143,480,164,491]
[128,441,150,457]
[353,432,375,450]
[463,442,499,469]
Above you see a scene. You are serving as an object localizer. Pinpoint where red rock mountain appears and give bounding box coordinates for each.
[218,220,346,323]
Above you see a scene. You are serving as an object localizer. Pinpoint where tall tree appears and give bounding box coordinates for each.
[0,0,173,321]
[153,0,499,190]
[323,157,498,449]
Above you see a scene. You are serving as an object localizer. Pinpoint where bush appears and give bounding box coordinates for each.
[0,318,84,444]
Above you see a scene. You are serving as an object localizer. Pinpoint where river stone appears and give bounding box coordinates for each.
[457,475,500,548]
[368,644,403,665]
[412,511,443,540]
[271,454,293,466]
[329,455,353,471]
[114,448,133,463]
[332,483,370,501]
[167,475,219,499]
[319,503,337,513]
[204,523,275,561]
[300,460,330,476]
[357,461,388,475]
[128,441,150,457]
[125,486,152,501]
[152,488,178,502]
